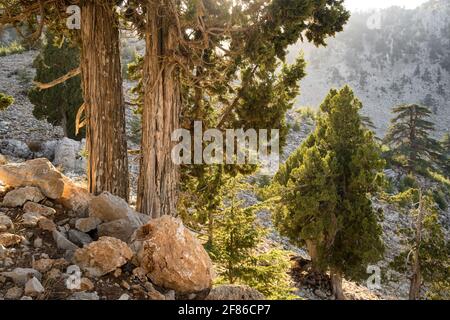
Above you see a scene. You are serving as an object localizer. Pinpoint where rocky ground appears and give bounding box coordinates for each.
[0,158,237,300]
[1,50,448,300]
[0,50,64,142]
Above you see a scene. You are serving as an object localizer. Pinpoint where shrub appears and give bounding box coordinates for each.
[0,93,14,110]
[0,41,25,56]
[433,189,448,211]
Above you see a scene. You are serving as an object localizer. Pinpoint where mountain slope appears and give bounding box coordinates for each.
[290,0,450,137]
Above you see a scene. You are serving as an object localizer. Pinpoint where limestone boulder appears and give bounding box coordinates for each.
[0,214,13,232]
[73,236,133,277]
[0,159,65,199]
[23,201,56,217]
[23,212,44,227]
[24,277,45,296]
[0,158,92,214]
[89,192,141,226]
[131,216,213,294]
[2,186,44,207]
[75,217,101,233]
[53,138,86,173]
[97,219,135,243]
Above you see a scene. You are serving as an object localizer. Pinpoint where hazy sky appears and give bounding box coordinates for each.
[345,0,429,11]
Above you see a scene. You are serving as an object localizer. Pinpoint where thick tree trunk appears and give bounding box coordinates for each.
[137,4,180,217]
[330,270,345,300]
[80,1,129,201]
[409,267,422,300]
[306,240,319,272]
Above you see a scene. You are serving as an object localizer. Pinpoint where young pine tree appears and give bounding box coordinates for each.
[384,104,441,173]
[390,188,449,300]
[273,86,385,299]
[28,33,84,140]
[209,176,296,300]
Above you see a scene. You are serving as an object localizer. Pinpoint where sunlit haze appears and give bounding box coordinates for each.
[345,0,429,11]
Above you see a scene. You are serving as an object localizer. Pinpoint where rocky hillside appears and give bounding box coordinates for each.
[0,158,264,300]
[290,0,450,137]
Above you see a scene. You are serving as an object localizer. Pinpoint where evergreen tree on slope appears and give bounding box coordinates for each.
[384,104,441,174]
[273,86,385,299]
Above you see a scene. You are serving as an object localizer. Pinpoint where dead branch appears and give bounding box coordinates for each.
[33,67,81,90]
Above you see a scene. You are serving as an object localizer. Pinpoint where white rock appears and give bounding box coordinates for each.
[118,294,130,300]
[24,277,45,296]
[54,138,85,173]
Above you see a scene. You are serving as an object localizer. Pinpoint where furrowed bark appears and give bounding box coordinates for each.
[137,4,180,217]
[331,270,345,300]
[80,0,129,200]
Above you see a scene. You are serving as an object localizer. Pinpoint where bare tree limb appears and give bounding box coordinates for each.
[33,66,81,90]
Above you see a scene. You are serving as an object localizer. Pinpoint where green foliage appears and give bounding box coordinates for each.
[390,191,449,299]
[121,43,138,80]
[128,115,142,145]
[273,86,385,281]
[296,106,316,120]
[291,121,301,132]
[209,178,263,283]
[121,0,351,299]
[207,176,296,300]
[15,67,33,85]
[384,104,442,174]
[28,33,84,140]
[240,250,297,300]
[427,170,450,190]
[398,174,419,192]
[0,41,25,56]
[432,189,448,211]
[127,52,144,113]
[427,280,450,300]
[0,92,14,111]
[388,188,419,207]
